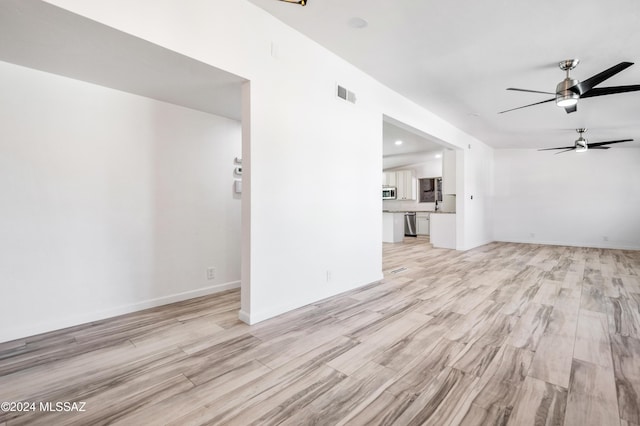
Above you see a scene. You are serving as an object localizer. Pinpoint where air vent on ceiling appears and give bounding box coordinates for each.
[336,84,357,104]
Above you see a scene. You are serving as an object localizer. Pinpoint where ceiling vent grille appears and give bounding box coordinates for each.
[337,84,357,104]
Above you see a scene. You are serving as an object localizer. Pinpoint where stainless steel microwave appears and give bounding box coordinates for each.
[382,187,397,200]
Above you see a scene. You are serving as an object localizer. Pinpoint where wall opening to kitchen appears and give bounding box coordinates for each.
[381,115,460,250]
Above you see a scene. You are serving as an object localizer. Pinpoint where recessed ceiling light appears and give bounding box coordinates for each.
[435,154,442,158]
[348,17,368,29]
[394,140,403,145]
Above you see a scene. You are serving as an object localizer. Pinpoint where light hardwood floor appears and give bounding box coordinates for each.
[1,239,639,425]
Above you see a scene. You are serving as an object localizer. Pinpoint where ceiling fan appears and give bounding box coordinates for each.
[277,0,307,5]
[499,59,640,114]
[538,129,633,154]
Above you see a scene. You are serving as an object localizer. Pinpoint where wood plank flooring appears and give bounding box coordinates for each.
[1,239,639,425]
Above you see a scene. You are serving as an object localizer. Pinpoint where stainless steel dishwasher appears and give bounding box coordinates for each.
[404,212,417,237]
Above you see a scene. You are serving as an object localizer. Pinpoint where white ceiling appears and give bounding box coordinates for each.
[0,0,244,121]
[383,119,445,169]
[248,0,640,150]
[2,1,639,151]
[383,121,443,157]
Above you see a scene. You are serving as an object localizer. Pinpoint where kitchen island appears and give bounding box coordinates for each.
[430,212,456,249]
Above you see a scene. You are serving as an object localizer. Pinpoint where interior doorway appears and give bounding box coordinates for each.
[381,115,457,249]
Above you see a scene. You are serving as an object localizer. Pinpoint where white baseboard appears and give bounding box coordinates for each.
[240,274,384,325]
[460,239,496,251]
[494,238,640,251]
[0,280,240,344]
[238,309,251,324]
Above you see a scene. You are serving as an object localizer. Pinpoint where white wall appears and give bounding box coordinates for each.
[42,0,495,325]
[460,141,495,250]
[0,61,241,342]
[493,149,640,250]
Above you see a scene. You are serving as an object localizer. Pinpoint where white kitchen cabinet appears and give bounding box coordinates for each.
[395,170,415,200]
[382,212,405,243]
[382,170,415,200]
[382,171,397,187]
[442,149,456,195]
[416,213,429,235]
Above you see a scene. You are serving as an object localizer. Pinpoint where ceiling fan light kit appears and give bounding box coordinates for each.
[575,137,588,153]
[555,91,578,107]
[555,80,579,107]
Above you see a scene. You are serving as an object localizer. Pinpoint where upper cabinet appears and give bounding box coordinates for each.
[396,170,415,200]
[442,149,456,195]
[383,170,415,200]
[382,171,397,187]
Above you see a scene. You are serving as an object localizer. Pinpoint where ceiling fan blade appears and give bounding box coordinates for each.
[554,148,576,155]
[580,85,640,98]
[564,104,577,114]
[587,139,633,148]
[572,62,634,95]
[507,88,556,95]
[538,146,576,151]
[498,98,555,114]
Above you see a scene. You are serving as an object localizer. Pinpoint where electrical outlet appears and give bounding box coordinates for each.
[326,270,332,282]
[529,233,535,238]
[603,236,609,242]
[207,267,216,280]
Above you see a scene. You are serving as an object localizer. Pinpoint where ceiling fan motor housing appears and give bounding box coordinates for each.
[556,78,579,106]
[575,139,588,152]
